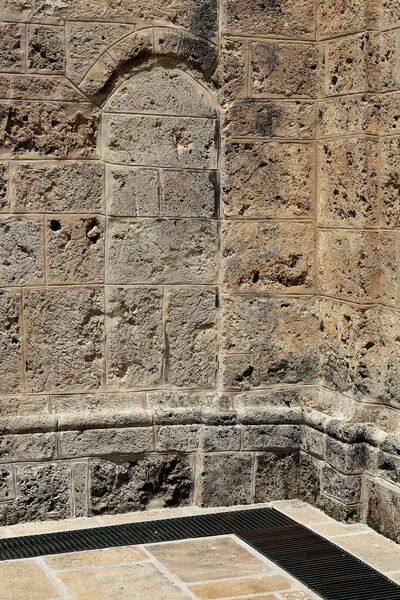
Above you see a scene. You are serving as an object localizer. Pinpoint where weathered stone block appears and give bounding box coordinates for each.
[321,464,362,504]
[381,137,400,228]
[318,494,362,523]
[318,138,379,227]
[11,74,86,101]
[146,391,223,410]
[50,393,142,415]
[0,433,56,464]
[0,290,22,394]
[0,102,99,159]
[154,27,181,56]
[156,425,200,451]
[24,288,104,393]
[47,216,104,284]
[72,462,89,518]
[222,354,254,391]
[380,30,400,92]
[197,453,253,506]
[27,25,64,73]
[222,142,314,218]
[317,0,379,38]
[0,23,24,72]
[221,221,314,293]
[325,438,371,474]
[301,427,325,457]
[107,167,159,217]
[165,287,218,388]
[161,170,217,218]
[180,33,217,75]
[0,162,8,212]
[103,114,217,168]
[366,480,400,543]
[12,162,103,213]
[317,95,379,137]
[299,452,322,504]
[107,29,153,66]
[90,455,192,515]
[107,219,217,285]
[212,39,246,105]
[382,0,400,28]
[202,426,241,452]
[79,52,120,101]
[377,452,400,485]
[255,452,299,502]
[0,395,49,417]
[251,41,319,98]
[59,427,153,458]
[381,307,400,409]
[242,425,301,450]
[106,286,163,389]
[380,92,400,135]
[0,465,14,500]
[0,217,44,285]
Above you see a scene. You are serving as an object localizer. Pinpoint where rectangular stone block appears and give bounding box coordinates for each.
[0,162,8,212]
[202,426,241,452]
[377,452,400,485]
[160,170,217,218]
[107,218,218,285]
[106,287,163,389]
[221,354,254,391]
[196,453,253,507]
[0,102,99,159]
[0,465,14,500]
[366,479,400,543]
[24,288,105,393]
[251,41,319,98]
[318,494,362,523]
[46,216,104,285]
[0,217,44,286]
[156,425,201,451]
[321,464,362,504]
[103,114,217,168]
[0,433,56,463]
[381,137,400,228]
[213,39,247,106]
[380,307,400,409]
[0,395,49,417]
[242,425,301,451]
[11,74,86,101]
[317,0,379,38]
[12,162,104,213]
[221,221,314,293]
[326,438,371,474]
[380,30,400,92]
[27,24,65,74]
[317,95,379,137]
[72,462,89,518]
[146,391,223,410]
[380,92,400,135]
[318,137,379,227]
[59,427,154,458]
[299,452,322,505]
[106,166,159,217]
[225,100,315,139]
[382,0,400,28]
[301,427,325,457]
[0,290,22,394]
[222,142,314,218]
[255,452,299,502]
[0,23,25,72]
[165,287,218,388]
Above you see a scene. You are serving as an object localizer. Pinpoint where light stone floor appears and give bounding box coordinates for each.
[0,500,399,600]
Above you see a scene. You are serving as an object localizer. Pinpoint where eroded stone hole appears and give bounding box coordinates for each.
[50,219,61,231]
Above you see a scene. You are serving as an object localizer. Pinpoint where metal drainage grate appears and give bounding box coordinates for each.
[0,507,399,600]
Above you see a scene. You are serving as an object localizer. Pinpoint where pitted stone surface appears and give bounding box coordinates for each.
[0,290,22,394]
[0,217,44,286]
[107,167,159,217]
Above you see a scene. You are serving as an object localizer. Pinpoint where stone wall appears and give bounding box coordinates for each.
[0,0,399,542]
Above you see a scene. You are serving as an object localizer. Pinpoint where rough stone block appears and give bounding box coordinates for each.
[318,138,379,227]
[0,23,24,72]
[11,74,86,101]
[242,425,301,450]
[107,167,159,217]
[221,221,314,293]
[160,170,217,218]
[24,288,104,393]
[50,393,142,414]
[72,462,89,518]
[381,307,400,409]
[12,162,103,213]
[90,455,192,515]
[318,494,362,523]
[317,95,379,137]
[106,286,163,389]
[0,465,14,500]
[107,29,153,66]
[251,41,319,98]
[255,452,299,502]
[107,218,217,285]
[156,425,200,451]
[317,0,379,38]
[380,30,400,92]
[0,395,49,417]
[366,480,400,543]
[0,102,99,159]
[299,452,322,504]
[46,216,104,285]
[0,162,8,212]
[59,427,154,458]
[377,452,400,485]
[325,438,371,473]
[27,25,64,73]
[382,0,400,28]
[301,427,325,457]
[165,287,218,388]
[0,290,22,394]
[212,39,246,106]
[146,391,223,410]
[381,137,400,228]
[0,217,44,285]
[180,33,217,75]
[197,453,253,506]
[154,27,181,56]
[222,354,254,391]
[222,142,314,218]
[103,114,217,169]
[202,426,241,452]
[321,464,362,504]
[0,433,56,464]
[380,92,400,135]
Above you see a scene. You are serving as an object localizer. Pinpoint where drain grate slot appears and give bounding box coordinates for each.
[0,507,398,600]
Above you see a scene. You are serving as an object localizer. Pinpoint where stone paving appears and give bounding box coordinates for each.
[0,500,399,600]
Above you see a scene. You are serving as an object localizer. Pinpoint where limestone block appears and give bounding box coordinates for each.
[222,142,314,218]
[90,455,192,515]
[0,433,56,463]
[0,217,44,285]
[324,33,378,96]
[180,33,217,75]
[239,406,302,425]
[107,219,217,284]
[301,427,325,457]
[0,102,99,158]
[255,452,299,502]
[0,75,10,98]
[156,425,201,451]
[104,114,216,168]
[212,39,246,105]
[24,288,104,393]
[379,232,398,306]
[107,167,159,217]
[146,391,223,410]
[223,0,314,38]
[0,23,24,73]
[325,438,371,474]
[381,307,400,409]
[202,426,241,452]
[197,453,253,506]
[221,221,314,293]
[160,170,217,218]
[318,494,362,523]
[381,137,400,227]
[0,465,14,500]
[0,395,49,417]
[321,464,362,504]
[59,427,153,458]
[251,41,319,98]
[154,27,181,56]
[0,463,71,525]
[367,480,400,542]
[318,138,379,227]
[106,286,163,389]
[221,295,319,385]
[225,100,315,139]
[380,30,400,92]
[317,95,379,137]
[380,92,400,135]
[377,452,400,485]
[76,52,119,101]
[317,0,379,38]
[165,287,218,387]
[0,162,8,213]
[27,25,64,74]
[12,162,103,213]
[107,29,153,66]
[72,462,89,518]
[382,0,400,28]
[221,354,254,391]
[11,75,86,101]
[242,425,301,451]
[105,68,215,118]
[66,22,132,82]
[0,290,22,394]
[299,452,322,504]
